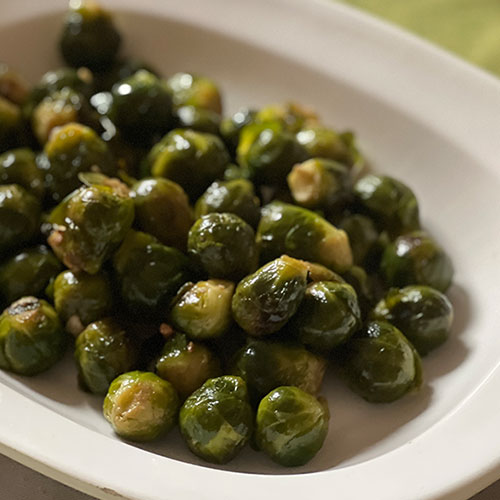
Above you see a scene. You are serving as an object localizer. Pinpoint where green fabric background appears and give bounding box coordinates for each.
[339,0,500,76]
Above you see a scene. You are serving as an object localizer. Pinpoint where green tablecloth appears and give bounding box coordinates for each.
[340,0,500,77]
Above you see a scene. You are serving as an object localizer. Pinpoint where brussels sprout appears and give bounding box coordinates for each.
[179,376,253,464]
[75,318,136,394]
[187,213,258,281]
[59,0,121,71]
[103,371,179,441]
[339,214,379,266]
[0,184,40,254]
[0,148,44,199]
[291,281,361,353]
[220,108,256,154]
[38,123,116,203]
[256,386,329,466]
[0,96,23,153]
[287,158,350,211]
[257,201,353,273]
[380,231,454,292]
[174,105,221,135]
[131,178,193,251]
[108,70,174,146]
[255,102,319,133]
[143,129,230,200]
[0,297,66,376]
[298,258,344,283]
[232,256,308,336]
[353,175,420,237]
[372,285,453,355]
[47,183,133,274]
[166,72,222,114]
[236,121,308,185]
[341,265,377,318]
[170,280,234,339]
[53,270,113,336]
[337,320,422,403]
[223,163,253,182]
[0,246,62,305]
[155,332,221,400]
[0,63,29,105]
[194,179,260,228]
[231,339,326,401]
[112,230,190,315]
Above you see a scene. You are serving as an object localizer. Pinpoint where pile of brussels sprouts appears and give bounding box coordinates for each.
[0,1,454,467]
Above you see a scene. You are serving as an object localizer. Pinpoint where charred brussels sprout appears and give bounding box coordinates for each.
[59,0,121,71]
[194,179,260,228]
[231,339,326,401]
[47,183,134,274]
[256,386,329,466]
[338,320,422,403]
[75,318,136,394]
[38,123,116,203]
[292,281,361,353]
[179,376,253,464]
[0,297,65,376]
[231,256,308,336]
[166,72,222,114]
[353,175,420,237]
[257,202,353,273]
[220,108,256,154]
[0,184,40,254]
[108,70,174,146]
[175,105,221,135]
[0,246,62,305]
[104,371,179,441]
[380,231,454,292]
[143,129,230,200]
[339,214,379,266]
[112,231,189,315]
[372,286,453,355]
[0,97,23,153]
[187,213,258,281]
[0,148,45,199]
[170,280,234,339]
[255,102,319,133]
[53,270,113,336]
[155,332,221,400]
[0,63,29,105]
[131,178,193,251]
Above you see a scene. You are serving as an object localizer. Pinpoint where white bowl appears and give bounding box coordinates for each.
[1,0,500,499]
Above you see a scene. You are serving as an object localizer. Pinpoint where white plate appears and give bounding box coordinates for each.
[1,0,500,499]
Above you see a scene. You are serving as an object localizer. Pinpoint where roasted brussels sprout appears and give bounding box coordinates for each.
[257,201,353,273]
[339,214,379,266]
[337,320,422,403]
[372,286,453,355]
[231,339,326,401]
[179,376,253,463]
[103,371,179,441]
[0,63,29,105]
[53,270,113,336]
[108,70,174,146]
[112,230,190,315]
[353,175,420,237]
[187,213,258,281]
[175,105,221,135]
[0,246,62,305]
[131,177,193,251]
[341,265,377,318]
[380,231,454,292]
[47,183,134,274]
[75,318,136,394]
[0,148,45,199]
[170,280,234,339]
[194,179,260,228]
[166,72,222,114]
[291,281,361,353]
[231,256,308,336]
[59,0,121,71]
[0,297,66,376]
[0,184,40,254]
[0,96,23,153]
[155,332,221,400]
[256,102,319,133]
[38,123,116,203]
[143,129,230,200]
[256,386,329,466]
[220,108,256,154]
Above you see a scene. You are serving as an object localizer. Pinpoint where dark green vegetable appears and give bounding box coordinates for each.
[103,371,179,441]
[179,376,253,464]
[339,214,379,266]
[341,265,377,318]
[255,102,319,133]
[220,108,256,154]
[187,213,258,281]
[175,105,221,135]
[256,386,329,466]
[0,297,66,376]
[0,97,23,153]
[0,148,45,199]
[0,63,29,105]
